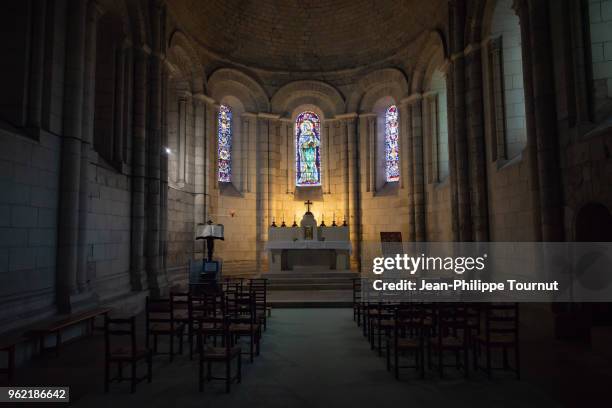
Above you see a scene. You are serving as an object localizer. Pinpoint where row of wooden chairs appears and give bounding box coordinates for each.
[352,281,520,380]
[104,278,269,393]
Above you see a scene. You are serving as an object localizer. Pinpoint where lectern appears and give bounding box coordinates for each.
[195,220,224,281]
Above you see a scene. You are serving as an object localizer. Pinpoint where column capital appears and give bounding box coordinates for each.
[401,93,423,105]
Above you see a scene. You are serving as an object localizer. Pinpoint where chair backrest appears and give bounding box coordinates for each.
[146,296,175,331]
[226,290,256,324]
[436,303,468,338]
[394,303,424,332]
[105,315,137,358]
[352,278,362,303]
[380,231,403,257]
[484,303,519,338]
[189,291,223,319]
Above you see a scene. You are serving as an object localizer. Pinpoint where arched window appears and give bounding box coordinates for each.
[217,104,232,182]
[384,105,400,182]
[295,111,322,186]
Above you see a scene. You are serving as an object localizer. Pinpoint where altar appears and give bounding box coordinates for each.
[265,201,351,272]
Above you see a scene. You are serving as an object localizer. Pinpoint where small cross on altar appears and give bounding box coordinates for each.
[304,200,313,213]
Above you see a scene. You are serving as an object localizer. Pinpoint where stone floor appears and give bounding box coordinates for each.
[11,307,612,407]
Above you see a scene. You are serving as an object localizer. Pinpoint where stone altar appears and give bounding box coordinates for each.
[265,207,351,272]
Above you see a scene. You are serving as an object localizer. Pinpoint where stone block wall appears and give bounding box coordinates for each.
[0,129,61,329]
[86,162,132,301]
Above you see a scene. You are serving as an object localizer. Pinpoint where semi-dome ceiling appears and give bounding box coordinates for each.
[168,0,447,72]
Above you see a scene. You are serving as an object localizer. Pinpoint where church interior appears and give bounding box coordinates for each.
[1,0,612,406]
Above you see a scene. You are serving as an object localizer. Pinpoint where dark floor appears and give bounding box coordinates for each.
[10,307,612,408]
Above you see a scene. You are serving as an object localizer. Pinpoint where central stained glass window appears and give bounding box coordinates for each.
[295,111,321,186]
[385,105,400,182]
[217,104,232,182]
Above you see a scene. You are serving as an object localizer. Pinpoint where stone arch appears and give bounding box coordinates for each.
[271,80,345,118]
[167,30,205,95]
[347,68,409,113]
[208,68,269,112]
[411,30,449,94]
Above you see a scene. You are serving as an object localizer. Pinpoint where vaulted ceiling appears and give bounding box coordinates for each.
[168,0,447,72]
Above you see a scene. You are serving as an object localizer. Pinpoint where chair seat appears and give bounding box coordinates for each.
[229,323,259,333]
[476,333,517,345]
[150,322,184,334]
[202,346,241,360]
[371,319,394,328]
[109,347,150,361]
[174,310,189,320]
[396,338,421,349]
[429,336,465,348]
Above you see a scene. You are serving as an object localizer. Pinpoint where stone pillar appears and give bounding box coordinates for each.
[130,47,148,290]
[26,0,47,131]
[465,45,489,241]
[256,115,270,272]
[450,0,473,242]
[345,114,360,270]
[113,47,125,164]
[527,0,564,242]
[410,96,426,242]
[514,0,542,241]
[400,100,416,242]
[57,0,87,312]
[145,3,167,296]
[160,67,169,278]
[193,98,206,258]
[76,0,100,296]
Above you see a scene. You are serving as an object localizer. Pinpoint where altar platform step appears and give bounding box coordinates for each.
[267,290,353,308]
[261,270,358,291]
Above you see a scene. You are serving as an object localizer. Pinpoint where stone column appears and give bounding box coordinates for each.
[450,0,473,242]
[410,96,426,242]
[76,0,100,296]
[145,3,167,295]
[113,47,125,164]
[256,115,270,272]
[160,67,169,277]
[465,45,489,241]
[514,0,542,241]
[193,98,206,258]
[400,99,416,242]
[130,47,148,290]
[527,0,564,242]
[57,0,87,312]
[26,0,47,131]
[345,114,360,270]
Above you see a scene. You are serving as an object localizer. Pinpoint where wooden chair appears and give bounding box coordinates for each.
[386,304,425,379]
[171,291,191,357]
[197,314,242,393]
[249,278,269,330]
[104,316,152,393]
[145,297,185,362]
[473,303,520,379]
[227,290,261,362]
[352,278,363,326]
[189,291,224,360]
[368,302,396,356]
[427,303,469,378]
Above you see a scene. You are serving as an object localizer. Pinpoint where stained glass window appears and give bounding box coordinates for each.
[295,111,321,186]
[217,104,232,182]
[385,105,400,182]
